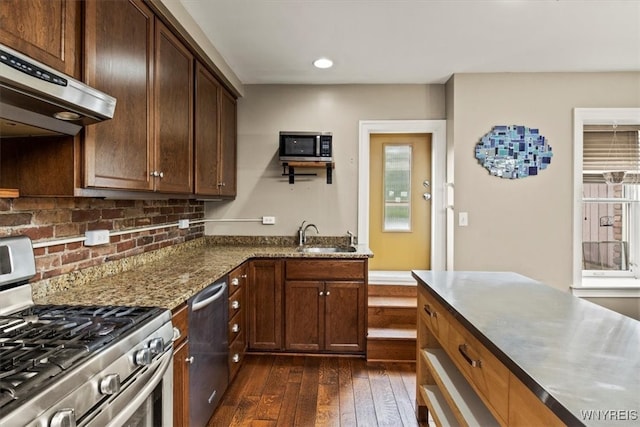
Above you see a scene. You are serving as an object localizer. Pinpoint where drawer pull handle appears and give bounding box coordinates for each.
[185,356,194,364]
[458,344,482,368]
[232,323,240,333]
[423,304,437,318]
[231,301,240,310]
[231,278,239,286]
[232,353,240,363]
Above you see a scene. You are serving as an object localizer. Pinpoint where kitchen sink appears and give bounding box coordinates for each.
[297,246,357,254]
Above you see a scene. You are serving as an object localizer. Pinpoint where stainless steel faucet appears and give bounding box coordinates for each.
[298,221,319,246]
[347,231,356,247]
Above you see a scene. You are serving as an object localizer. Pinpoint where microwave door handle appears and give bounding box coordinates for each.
[316,135,320,157]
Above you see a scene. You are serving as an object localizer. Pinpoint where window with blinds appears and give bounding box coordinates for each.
[583,128,640,183]
[582,127,640,277]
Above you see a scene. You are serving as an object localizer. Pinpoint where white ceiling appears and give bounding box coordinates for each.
[179,0,640,85]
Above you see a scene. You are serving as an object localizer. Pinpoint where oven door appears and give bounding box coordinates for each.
[83,348,173,427]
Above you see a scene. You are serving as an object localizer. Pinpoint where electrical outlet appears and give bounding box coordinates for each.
[84,230,110,246]
[262,216,276,225]
[178,219,189,229]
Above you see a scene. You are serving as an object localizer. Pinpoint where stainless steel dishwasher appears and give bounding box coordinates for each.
[188,277,229,427]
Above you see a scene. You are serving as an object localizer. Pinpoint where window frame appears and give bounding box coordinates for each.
[572,108,640,298]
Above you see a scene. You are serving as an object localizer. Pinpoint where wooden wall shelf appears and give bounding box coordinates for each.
[0,188,19,198]
[281,162,335,184]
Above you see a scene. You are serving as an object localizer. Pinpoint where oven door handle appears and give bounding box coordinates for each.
[191,282,227,312]
[102,349,173,427]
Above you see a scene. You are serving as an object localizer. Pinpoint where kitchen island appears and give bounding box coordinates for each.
[413,270,640,427]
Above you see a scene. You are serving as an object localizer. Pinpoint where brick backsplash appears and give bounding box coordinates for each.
[0,198,204,281]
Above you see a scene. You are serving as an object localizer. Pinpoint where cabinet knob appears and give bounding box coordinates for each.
[241,274,247,279]
[231,300,240,310]
[232,353,240,363]
[159,171,164,178]
[231,278,239,286]
[232,323,240,333]
[185,356,194,364]
[150,171,158,177]
[319,291,324,296]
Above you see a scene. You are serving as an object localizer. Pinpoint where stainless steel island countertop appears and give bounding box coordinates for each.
[412,270,640,426]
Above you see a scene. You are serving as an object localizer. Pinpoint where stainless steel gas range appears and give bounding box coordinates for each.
[0,236,174,427]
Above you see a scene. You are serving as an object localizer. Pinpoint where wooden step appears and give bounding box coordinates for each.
[368,306,417,328]
[367,328,416,362]
[368,296,417,308]
[368,283,417,298]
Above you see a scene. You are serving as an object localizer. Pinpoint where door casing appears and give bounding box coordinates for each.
[358,120,448,281]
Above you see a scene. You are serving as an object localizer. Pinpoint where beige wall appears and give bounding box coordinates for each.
[205,75,640,319]
[447,72,640,319]
[205,84,445,237]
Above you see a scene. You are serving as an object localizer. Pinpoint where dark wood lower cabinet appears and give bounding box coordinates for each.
[171,304,189,427]
[172,340,189,427]
[284,279,366,353]
[283,259,367,354]
[247,259,283,351]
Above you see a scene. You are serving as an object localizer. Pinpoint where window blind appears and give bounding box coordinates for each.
[583,130,640,183]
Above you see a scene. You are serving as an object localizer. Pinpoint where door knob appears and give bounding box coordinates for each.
[423,193,432,201]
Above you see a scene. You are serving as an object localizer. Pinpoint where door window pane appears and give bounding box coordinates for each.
[383,144,411,231]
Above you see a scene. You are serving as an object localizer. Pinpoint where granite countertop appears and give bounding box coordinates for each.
[412,270,640,427]
[34,242,372,310]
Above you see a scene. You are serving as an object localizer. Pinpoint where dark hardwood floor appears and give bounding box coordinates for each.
[208,354,425,427]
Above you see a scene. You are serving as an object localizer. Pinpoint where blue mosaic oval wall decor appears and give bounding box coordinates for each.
[475,125,553,179]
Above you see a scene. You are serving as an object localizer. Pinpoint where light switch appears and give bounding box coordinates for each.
[459,212,469,227]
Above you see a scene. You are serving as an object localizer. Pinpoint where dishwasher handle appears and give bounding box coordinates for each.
[192,282,227,312]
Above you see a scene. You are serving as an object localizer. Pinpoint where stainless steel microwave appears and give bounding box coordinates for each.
[279,131,332,162]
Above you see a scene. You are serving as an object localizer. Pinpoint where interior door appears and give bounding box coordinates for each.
[369,133,432,271]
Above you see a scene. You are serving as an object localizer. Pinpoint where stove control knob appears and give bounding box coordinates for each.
[149,337,164,355]
[50,408,76,427]
[100,373,121,395]
[135,348,153,366]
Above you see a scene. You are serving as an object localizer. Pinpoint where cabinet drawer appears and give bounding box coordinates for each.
[228,264,246,297]
[418,288,449,344]
[228,309,244,343]
[229,330,245,380]
[171,303,188,347]
[447,319,509,424]
[285,259,365,280]
[228,286,244,317]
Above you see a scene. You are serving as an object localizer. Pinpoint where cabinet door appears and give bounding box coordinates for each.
[248,260,283,350]
[285,281,324,352]
[173,339,189,427]
[154,21,194,194]
[325,281,366,353]
[0,0,79,76]
[218,89,237,197]
[194,62,221,195]
[83,0,154,191]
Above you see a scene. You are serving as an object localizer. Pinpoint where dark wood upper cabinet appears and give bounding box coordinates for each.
[194,63,221,195]
[0,0,80,77]
[1,0,235,198]
[83,0,155,191]
[194,62,237,198]
[153,21,194,194]
[218,89,237,197]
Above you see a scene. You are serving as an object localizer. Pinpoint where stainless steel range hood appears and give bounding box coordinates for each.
[0,44,116,138]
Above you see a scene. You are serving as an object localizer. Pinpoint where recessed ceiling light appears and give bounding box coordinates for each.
[313,58,333,69]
